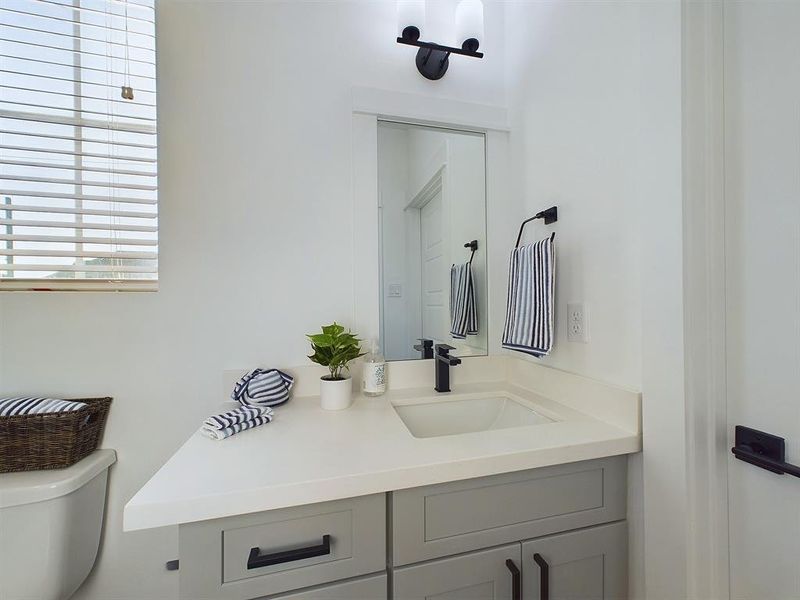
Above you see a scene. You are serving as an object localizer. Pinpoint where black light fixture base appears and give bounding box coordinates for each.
[397,36,482,81]
[416,47,449,80]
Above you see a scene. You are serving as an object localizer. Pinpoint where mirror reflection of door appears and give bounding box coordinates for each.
[377,121,487,362]
[420,185,448,345]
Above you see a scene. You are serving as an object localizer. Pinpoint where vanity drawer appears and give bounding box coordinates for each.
[179,494,386,600]
[259,574,387,600]
[391,456,626,566]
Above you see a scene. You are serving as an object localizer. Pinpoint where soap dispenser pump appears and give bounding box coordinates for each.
[362,340,386,397]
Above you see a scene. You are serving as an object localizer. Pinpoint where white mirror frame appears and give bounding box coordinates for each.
[351,87,515,358]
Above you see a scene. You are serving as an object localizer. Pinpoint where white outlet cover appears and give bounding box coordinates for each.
[388,284,402,298]
[566,302,589,343]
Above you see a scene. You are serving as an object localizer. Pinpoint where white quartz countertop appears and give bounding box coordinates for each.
[124,357,641,531]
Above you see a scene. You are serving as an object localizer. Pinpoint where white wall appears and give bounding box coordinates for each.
[504,3,683,599]
[638,4,685,600]
[0,2,689,599]
[504,1,643,390]
[0,2,507,599]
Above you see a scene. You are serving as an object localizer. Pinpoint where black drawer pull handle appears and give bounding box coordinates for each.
[533,553,549,600]
[505,559,521,600]
[247,534,332,570]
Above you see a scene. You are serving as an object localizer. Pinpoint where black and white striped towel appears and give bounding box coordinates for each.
[202,408,274,441]
[231,369,294,408]
[501,235,555,357]
[203,405,272,431]
[450,262,478,339]
[0,396,87,416]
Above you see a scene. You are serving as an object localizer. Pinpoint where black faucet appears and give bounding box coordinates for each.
[413,338,434,359]
[434,344,461,393]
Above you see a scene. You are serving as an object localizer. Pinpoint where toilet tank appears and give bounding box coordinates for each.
[0,449,116,600]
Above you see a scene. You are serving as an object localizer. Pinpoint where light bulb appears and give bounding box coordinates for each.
[397,0,425,42]
[455,0,483,52]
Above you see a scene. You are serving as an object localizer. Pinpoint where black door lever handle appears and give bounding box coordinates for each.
[732,426,800,478]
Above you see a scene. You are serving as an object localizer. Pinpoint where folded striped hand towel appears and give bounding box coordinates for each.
[202,405,274,441]
[502,235,555,357]
[0,396,87,416]
[203,405,272,430]
[450,262,478,339]
[231,368,294,408]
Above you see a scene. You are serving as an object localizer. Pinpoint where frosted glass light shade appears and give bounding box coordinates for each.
[455,0,484,52]
[397,0,426,41]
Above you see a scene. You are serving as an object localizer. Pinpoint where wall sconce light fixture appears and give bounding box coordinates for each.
[396,0,484,81]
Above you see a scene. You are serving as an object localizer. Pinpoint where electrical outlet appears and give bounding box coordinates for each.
[566,302,589,343]
[388,284,402,298]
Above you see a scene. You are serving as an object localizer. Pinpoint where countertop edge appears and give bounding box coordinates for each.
[123,435,640,532]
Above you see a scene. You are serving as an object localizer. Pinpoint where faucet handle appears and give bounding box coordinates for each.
[435,344,461,366]
[414,338,435,359]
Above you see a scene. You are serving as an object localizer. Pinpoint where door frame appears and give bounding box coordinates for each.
[411,165,448,347]
[404,159,450,350]
[682,2,730,599]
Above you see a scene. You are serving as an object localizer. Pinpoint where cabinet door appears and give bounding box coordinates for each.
[522,522,627,600]
[394,544,522,600]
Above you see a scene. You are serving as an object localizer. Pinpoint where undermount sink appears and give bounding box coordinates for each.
[392,394,554,439]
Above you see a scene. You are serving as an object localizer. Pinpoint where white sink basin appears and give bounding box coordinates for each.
[392,394,554,439]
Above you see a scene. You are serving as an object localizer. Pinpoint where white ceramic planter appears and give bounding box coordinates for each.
[319,376,353,411]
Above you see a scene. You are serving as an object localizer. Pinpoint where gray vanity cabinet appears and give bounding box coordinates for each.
[393,544,522,600]
[393,521,626,600]
[522,522,628,600]
[178,494,386,600]
[177,457,628,600]
[391,456,627,566]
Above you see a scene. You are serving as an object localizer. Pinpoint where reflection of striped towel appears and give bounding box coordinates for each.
[502,236,555,357]
[231,369,294,408]
[202,405,273,440]
[0,397,87,416]
[450,263,478,339]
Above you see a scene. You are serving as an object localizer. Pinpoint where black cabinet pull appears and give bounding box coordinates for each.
[247,534,331,570]
[533,553,550,600]
[505,559,521,600]
[731,426,800,478]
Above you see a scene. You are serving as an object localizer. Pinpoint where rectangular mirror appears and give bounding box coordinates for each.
[378,121,488,361]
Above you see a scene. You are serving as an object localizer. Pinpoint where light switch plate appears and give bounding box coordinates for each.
[567,302,589,343]
[388,284,402,298]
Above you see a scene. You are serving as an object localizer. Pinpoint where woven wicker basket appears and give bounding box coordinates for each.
[0,397,112,473]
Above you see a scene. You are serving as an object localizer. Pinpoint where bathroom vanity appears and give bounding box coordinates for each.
[178,457,626,600]
[125,356,640,600]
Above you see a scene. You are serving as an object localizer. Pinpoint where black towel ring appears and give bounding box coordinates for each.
[515,207,558,248]
[464,240,478,264]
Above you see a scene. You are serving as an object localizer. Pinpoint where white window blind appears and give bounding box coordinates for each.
[0,0,157,290]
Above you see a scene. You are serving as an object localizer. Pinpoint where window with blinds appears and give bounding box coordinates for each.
[0,0,157,291]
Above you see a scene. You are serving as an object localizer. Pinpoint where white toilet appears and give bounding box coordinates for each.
[0,449,116,600]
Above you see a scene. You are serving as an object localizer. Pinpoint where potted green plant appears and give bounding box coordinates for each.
[307,322,364,410]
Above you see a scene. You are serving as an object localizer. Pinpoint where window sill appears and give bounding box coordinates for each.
[0,279,158,292]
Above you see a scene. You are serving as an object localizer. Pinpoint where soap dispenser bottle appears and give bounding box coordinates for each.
[362,340,386,397]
